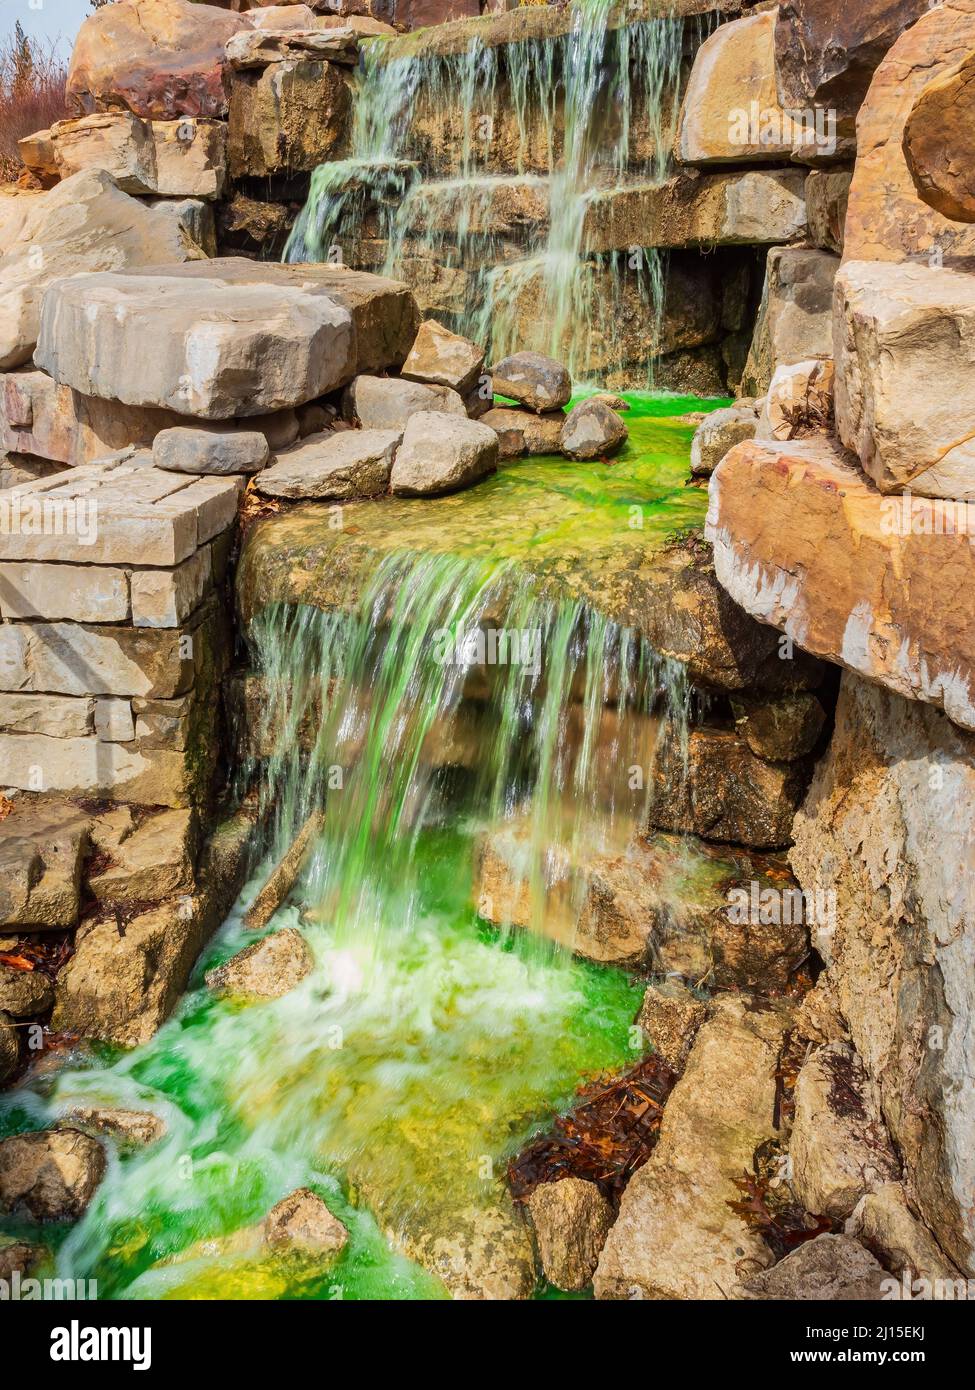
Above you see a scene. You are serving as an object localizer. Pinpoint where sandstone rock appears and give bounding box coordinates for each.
[635,980,710,1073]
[36,265,354,420]
[153,427,269,476]
[560,398,628,461]
[790,1042,900,1220]
[205,927,313,1000]
[66,0,249,120]
[131,548,213,628]
[791,674,975,1273]
[0,169,198,371]
[44,113,227,200]
[731,693,826,762]
[251,5,320,29]
[264,1187,349,1256]
[526,1178,614,1292]
[0,1012,18,1084]
[740,1233,887,1300]
[706,437,975,731]
[757,358,834,442]
[794,974,850,1046]
[148,197,217,256]
[390,411,498,496]
[480,407,564,458]
[343,374,466,430]
[491,351,571,412]
[678,11,846,167]
[401,319,485,395]
[388,1199,535,1301]
[904,49,975,223]
[0,1128,105,1221]
[594,996,791,1299]
[64,1107,166,1149]
[256,428,399,500]
[844,0,975,267]
[690,404,757,478]
[0,561,129,624]
[646,723,810,850]
[226,29,358,69]
[0,962,55,1018]
[806,169,852,255]
[228,58,352,177]
[741,247,838,397]
[835,259,975,499]
[86,808,196,905]
[847,1183,962,1285]
[0,802,89,930]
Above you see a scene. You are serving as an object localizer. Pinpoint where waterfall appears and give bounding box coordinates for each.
[286,3,688,382]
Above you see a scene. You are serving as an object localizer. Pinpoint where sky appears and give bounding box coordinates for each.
[1,0,90,52]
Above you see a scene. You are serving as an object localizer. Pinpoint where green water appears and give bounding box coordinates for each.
[0,395,721,1300]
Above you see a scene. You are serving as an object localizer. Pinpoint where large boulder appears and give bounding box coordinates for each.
[227,58,352,177]
[32,113,227,200]
[0,169,199,371]
[343,374,465,430]
[774,1,936,125]
[690,403,758,478]
[559,398,628,461]
[390,411,498,496]
[904,49,975,222]
[706,436,975,732]
[0,1129,105,1222]
[834,259,975,500]
[490,351,571,412]
[66,0,250,120]
[594,996,791,1300]
[791,673,975,1274]
[401,319,485,395]
[256,428,400,500]
[844,0,975,266]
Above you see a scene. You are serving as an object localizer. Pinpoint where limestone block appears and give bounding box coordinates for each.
[0,561,129,623]
[130,546,212,628]
[94,698,136,743]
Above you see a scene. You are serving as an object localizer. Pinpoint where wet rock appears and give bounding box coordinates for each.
[390,411,498,497]
[0,168,198,371]
[595,996,791,1299]
[0,963,55,1018]
[66,0,249,120]
[205,927,313,1001]
[844,0,975,267]
[153,427,270,476]
[904,49,975,223]
[64,1107,166,1149]
[740,247,838,398]
[0,802,90,930]
[526,1177,614,1292]
[847,1183,962,1285]
[0,1128,106,1221]
[757,358,834,442]
[731,693,826,763]
[706,437,975,731]
[400,318,485,396]
[0,1012,18,1084]
[227,57,353,177]
[635,981,710,1073]
[86,808,196,907]
[244,812,323,933]
[217,193,292,258]
[481,406,564,458]
[560,398,628,461]
[389,1199,536,1301]
[791,673,975,1272]
[264,1187,349,1257]
[0,1239,46,1281]
[740,1234,887,1301]
[690,404,758,478]
[835,259,975,500]
[805,168,852,255]
[344,374,466,430]
[257,428,400,501]
[490,351,571,413]
[646,723,811,850]
[790,1042,900,1220]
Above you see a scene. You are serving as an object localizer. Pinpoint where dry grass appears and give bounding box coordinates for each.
[0,26,70,185]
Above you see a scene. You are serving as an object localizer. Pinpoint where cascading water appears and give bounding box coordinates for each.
[286,2,688,382]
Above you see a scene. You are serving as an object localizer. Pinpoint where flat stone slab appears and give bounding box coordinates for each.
[0,456,242,565]
[35,259,418,419]
[706,435,975,730]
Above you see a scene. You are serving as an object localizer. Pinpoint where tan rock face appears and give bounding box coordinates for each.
[847,1183,962,1284]
[594,996,790,1300]
[758,358,835,442]
[0,802,89,930]
[0,169,199,371]
[904,50,975,223]
[805,169,852,255]
[0,1128,105,1221]
[706,437,975,732]
[635,982,710,1073]
[791,673,975,1274]
[835,259,975,500]
[740,1233,887,1301]
[41,114,227,200]
[526,1178,614,1293]
[205,927,313,1001]
[228,58,352,177]
[480,407,564,458]
[844,0,975,266]
[0,961,55,1018]
[264,1188,348,1256]
[390,411,498,496]
[66,0,250,120]
[257,428,400,500]
[401,319,485,395]
[741,247,838,398]
[384,1198,536,1301]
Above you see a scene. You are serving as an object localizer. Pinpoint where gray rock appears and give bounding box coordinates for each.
[153,427,269,476]
[205,927,313,1001]
[264,1187,349,1257]
[0,962,55,1018]
[560,398,628,461]
[491,351,571,412]
[527,1177,614,1292]
[344,374,467,431]
[0,1128,106,1221]
[690,405,758,477]
[401,318,485,395]
[257,428,400,500]
[390,411,499,497]
[741,1234,888,1301]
